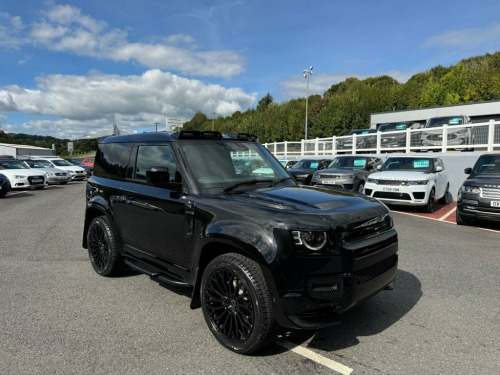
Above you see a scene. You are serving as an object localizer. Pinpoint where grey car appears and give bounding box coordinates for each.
[24,160,71,184]
[311,155,383,192]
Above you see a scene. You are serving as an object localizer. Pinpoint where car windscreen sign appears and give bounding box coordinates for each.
[396,124,405,130]
[353,159,367,167]
[414,160,430,168]
[309,162,319,168]
[449,117,462,125]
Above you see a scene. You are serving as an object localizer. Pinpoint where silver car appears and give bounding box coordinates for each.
[421,115,472,150]
[311,155,383,192]
[24,160,71,184]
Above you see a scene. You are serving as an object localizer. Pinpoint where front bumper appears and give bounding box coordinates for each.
[311,177,356,191]
[457,196,500,222]
[271,229,398,329]
[10,176,46,189]
[364,182,431,206]
[47,175,71,184]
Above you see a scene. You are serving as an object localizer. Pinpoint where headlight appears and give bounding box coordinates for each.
[400,180,428,186]
[292,231,328,251]
[14,175,26,179]
[296,174,308,178]
[367,178,376,183]
[462,185,480,195]
[47,172,54,177]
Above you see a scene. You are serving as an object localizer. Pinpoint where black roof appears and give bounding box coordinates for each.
[99,131,257,144]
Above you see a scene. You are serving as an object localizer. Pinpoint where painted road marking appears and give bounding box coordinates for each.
[438,206,456,221]
[277,340,353,375]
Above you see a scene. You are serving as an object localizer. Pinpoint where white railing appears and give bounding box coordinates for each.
[264,119,500,157]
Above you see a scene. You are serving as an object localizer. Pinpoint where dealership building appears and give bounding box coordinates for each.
[370,99,500,129]
[0,143,56,158]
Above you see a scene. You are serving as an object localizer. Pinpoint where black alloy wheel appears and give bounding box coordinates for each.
[201,253,277,354]
[87,216,124,276]
[425,188,435,213]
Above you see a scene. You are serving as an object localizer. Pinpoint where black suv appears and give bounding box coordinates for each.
[457,153,500,225]
[82,131,398,354]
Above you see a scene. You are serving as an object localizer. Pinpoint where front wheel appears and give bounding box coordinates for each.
[200,253,278,354]
[87,216,124,276]
[425,189,435,213]
[357,181,365,193]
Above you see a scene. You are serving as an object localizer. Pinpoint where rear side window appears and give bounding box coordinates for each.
[94,142,132,179]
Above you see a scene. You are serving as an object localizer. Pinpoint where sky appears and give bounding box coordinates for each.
[1,0,500,140]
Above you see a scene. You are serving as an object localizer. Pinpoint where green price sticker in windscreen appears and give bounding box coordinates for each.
[414,160,430,168]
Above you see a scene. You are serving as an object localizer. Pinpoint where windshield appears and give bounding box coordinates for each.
[427,116,463,128]
[328,157,368,170]
[472,155,500,176]
[381,157,434,173]
[27,160,53,168]
[379,123,407,132]
[0,160,29,170]
[291,159,322,169]
[178,140,290,190]
[51,159,73,167]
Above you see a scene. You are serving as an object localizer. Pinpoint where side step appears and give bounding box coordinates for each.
[124,259,190,288]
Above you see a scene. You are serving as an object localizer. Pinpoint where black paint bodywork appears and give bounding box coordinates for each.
[83,131,398,329]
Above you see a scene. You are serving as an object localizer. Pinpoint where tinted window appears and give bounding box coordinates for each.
[134,144,178,183]
[94,142,132,179]
[472,154,500,176]
[381,157,434,173]
[427,116,464,128]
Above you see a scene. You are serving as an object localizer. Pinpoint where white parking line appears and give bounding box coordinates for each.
[438,206,456,221]
[277,340,353,375]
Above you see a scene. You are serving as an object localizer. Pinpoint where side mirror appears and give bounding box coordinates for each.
[435,166,443,172]
[464,167,472,174]
[377,165,382,170]
[146,166,182,190]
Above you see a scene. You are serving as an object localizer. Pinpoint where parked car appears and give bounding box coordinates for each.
[421,115,473,151]
[456,153,500,226]
[83,131,398,354]
[0,172,11,197]
[377,122,422,150]
[23,159,71,185]
[287,158,333,184]
[66,158,93,177]
[31,158,87,180]
[279,159,296,169]
[82,156,95,166]
[336,129,371,151]
[311,155,383,192]
[364,156,449,213]
[0,159,47,190]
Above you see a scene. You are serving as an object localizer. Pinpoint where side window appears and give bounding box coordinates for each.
[135,144,179,183]
[94,142,132,179]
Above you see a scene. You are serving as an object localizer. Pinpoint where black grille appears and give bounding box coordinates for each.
[345,214,393,242]
[413,192,425,199]
[373,192,411,200]
[306,277,344,301]
[355,255,397,284]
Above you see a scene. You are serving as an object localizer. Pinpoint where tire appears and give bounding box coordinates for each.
[0,191,7,197]
[456,210,474,226]
[200,253,278,354]
[86,216,124,276]
[357,181,365,193]
[35,186,45,190]
[438,184,449,204]
[425,188,435,213]
[60,181,68,185]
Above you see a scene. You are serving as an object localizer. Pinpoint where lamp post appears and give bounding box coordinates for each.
[212,111,216,131]
[303,66,313,140]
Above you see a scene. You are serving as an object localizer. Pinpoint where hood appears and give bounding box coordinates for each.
[0,168,46,177]
[369,171,431,180]
[464,176,500,186]
[57,166,85,172]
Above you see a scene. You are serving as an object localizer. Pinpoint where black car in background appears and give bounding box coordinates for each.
[457,153,500,226]
[287,158,333,184]
[0,172,11,197]
[82,131,398,354]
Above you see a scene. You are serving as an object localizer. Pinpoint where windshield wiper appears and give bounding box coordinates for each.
[223,178,290,193]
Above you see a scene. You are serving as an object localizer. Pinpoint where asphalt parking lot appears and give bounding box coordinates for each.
[1,182,499,375]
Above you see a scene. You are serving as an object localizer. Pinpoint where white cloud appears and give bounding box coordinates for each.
[423,23,500,49]
[0,4,245,78]
[0,69,257,139]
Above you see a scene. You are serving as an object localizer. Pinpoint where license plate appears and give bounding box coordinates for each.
[323,180,336,185]
[31,178,43,184]
[382,187,400,192]
[491,201,500,207]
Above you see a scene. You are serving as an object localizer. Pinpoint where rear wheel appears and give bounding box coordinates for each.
[425,189,435,213]
[438,184,449,204]
[87,216,124,276]
[201,253,278,354]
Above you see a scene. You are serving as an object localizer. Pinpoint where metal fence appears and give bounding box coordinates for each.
[264,119,500,157]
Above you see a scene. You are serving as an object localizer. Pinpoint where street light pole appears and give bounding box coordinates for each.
[303,66,313,140]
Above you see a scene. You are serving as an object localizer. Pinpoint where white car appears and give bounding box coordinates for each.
[364,156,449,213]
[24,159,71,185]
[31,158,86,180]
[0,159,47,189]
